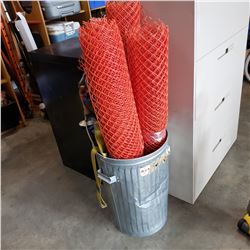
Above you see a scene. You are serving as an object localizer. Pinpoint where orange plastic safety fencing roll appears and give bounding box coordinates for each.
[79,18,144,159]
[106,0,142,42]
[126,18,169,154]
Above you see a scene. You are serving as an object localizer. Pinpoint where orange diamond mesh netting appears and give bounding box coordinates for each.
[106,0,142,42]
[79,18,144,159]
[126,18,169,153]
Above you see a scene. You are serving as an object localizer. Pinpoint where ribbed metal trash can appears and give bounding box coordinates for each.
[97,138,170,237]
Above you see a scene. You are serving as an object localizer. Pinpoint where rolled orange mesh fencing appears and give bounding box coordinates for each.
[79,18,144,159]
[106,0,141,42]
[127,18,169,154]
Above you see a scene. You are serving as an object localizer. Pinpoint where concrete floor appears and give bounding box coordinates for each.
[2,82,250,250]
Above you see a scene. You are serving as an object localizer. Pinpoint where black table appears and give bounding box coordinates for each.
[30,38,94,179]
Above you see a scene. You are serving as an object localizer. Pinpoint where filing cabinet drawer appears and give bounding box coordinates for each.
[195,27,247,121]
[194,127,233,200]
[195,1,249,60]
[194,92,236,200]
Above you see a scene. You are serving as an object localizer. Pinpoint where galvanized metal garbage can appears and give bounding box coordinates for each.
[97,138,170,237]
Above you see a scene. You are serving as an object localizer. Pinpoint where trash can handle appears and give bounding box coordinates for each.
[97,169,117,184]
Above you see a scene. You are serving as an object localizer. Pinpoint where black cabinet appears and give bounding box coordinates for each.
[30,38,94,179]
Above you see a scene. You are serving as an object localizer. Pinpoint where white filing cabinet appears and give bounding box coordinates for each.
[143,1,249,203]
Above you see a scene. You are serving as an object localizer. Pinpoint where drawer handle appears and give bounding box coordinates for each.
[214,97,225,111]
[212,138,222,152]
[217,44,234,60]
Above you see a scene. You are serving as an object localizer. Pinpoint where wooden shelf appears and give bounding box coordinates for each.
[91,6,105,11]
[1,79,8,84]
[11,1,93,45]
[27,20,42,25]
[45,19,61,23]
[45,10,86,23]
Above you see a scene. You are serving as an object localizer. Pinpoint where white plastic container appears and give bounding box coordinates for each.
[46,21,80,43]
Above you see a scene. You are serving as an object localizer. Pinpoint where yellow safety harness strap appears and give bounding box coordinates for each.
[94,125,107,157]
[91,146,107,208]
